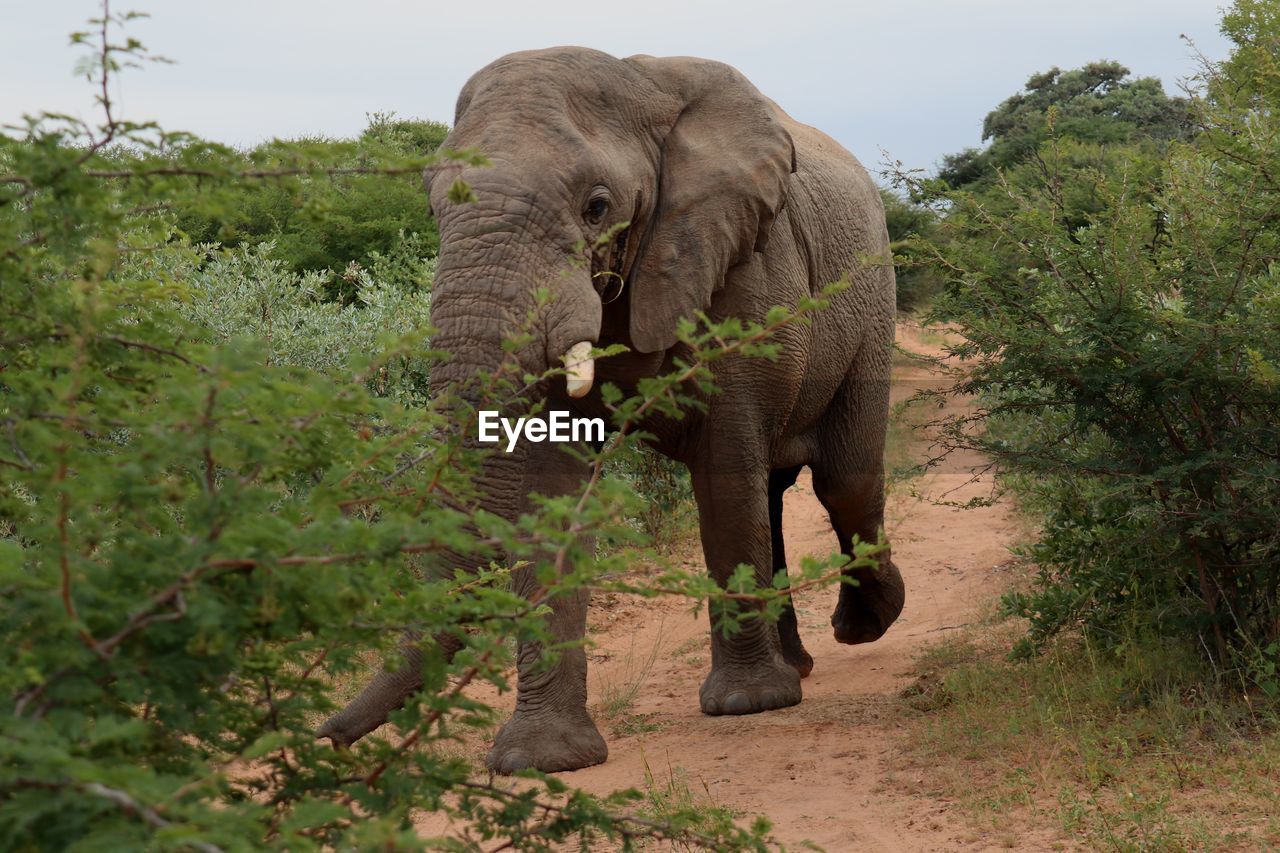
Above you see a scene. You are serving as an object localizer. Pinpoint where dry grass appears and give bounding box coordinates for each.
[594,627,665,738]
[896,618,1280,850]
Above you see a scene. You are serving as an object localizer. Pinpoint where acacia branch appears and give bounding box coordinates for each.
[455,779,751,851]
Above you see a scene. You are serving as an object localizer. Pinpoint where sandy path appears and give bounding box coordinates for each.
[418,324,1023,849]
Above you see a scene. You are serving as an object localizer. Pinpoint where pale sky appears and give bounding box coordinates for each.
[2,1,1230,176]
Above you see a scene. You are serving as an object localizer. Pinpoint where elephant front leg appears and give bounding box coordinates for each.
[692,465,802,716]
[485,436,608,774]
[487,579,608,773]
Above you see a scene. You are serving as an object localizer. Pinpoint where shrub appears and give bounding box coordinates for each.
[169,113,447,301]
[131,238,435,403]
[901,0,1280,687]
[880,188,943,312]
[607,445,697,553]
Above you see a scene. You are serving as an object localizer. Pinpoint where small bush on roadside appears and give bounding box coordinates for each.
[608,445,698,553]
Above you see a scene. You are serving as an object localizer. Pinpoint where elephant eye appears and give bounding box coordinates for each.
[584,196,609,225]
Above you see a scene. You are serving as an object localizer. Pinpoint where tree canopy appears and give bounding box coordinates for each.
[938,60,1192,189]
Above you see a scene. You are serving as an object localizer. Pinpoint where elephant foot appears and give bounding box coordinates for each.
[831,560,905,645]
[487,709,608,775]
[699,656,802,716]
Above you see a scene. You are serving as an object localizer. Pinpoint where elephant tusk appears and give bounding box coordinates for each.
[563,341,594,398]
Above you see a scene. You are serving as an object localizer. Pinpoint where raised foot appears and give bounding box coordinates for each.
[699,656,802,716]
[486,710,608,775]
[832,559,906,645]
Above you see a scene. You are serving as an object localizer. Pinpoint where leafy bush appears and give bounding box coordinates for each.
[132,238,435,403]
[607,445,697,553]
[880,188,943,311]
[901,0,1280,687]
[170,113,448,301]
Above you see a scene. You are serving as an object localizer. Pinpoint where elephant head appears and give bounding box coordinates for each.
[425,46,797,402]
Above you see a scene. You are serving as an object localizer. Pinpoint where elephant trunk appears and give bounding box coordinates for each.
[318,442,533,747]
[319,211,600,746]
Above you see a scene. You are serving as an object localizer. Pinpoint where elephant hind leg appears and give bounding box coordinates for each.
[769,465,813,677]
[813,472,905,645]
[812,353,904,646]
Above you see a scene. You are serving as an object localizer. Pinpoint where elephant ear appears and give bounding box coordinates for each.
[625,56,796,354]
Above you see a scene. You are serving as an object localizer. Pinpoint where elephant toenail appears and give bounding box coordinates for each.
[496,750,533,774]
[722,691,753,715]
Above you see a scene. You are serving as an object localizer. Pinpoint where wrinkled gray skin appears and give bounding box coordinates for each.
[319,47,905,774]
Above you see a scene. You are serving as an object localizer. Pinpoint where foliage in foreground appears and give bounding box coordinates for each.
[0,9,873,849]
[899,0,1280,689]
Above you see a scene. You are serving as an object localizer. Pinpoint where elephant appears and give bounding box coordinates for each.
[318,47,905,774]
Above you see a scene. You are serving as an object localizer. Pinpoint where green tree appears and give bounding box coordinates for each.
[171,114,449,301]
[899,1,1280,687]
[939,61,1191,191]
[922,61,1185,323]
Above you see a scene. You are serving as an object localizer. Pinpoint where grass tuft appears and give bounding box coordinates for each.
[595,629,664,737]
